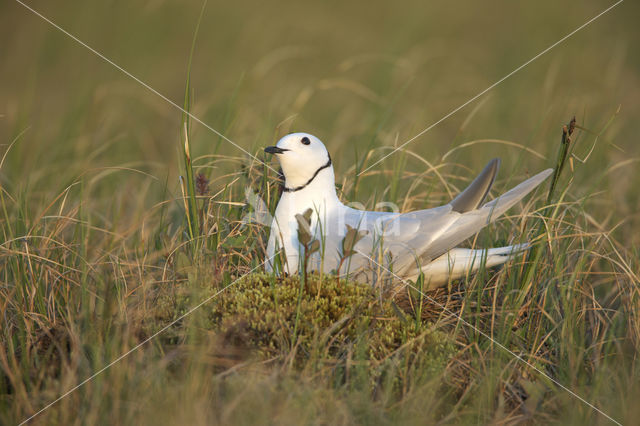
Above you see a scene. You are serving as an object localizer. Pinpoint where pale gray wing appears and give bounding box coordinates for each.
[315,167,551,283]
[346,205,459,280]
[320,158,501,273]
[310,206,426,277]
[350,157,502,274]
[313,207,404,275]
[405,168,553,270]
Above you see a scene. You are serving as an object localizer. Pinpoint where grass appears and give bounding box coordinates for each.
[2,0,640,424]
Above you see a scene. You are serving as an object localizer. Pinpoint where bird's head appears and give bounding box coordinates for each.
[264,133,333,191]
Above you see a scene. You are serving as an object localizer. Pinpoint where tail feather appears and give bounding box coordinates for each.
[408,244,529,290]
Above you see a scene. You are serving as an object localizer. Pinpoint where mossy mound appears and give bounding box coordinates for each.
[147,273,456,372]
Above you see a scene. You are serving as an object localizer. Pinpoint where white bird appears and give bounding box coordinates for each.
[264,133,552,290]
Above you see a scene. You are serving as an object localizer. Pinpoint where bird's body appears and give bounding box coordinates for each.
[265,133,552,290]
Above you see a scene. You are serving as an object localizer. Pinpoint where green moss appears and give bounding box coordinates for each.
[146,273,456,373]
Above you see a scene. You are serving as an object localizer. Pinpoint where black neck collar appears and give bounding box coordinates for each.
[283,155,332,193]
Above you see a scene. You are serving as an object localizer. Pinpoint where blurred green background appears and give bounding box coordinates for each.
[2,0,638,236]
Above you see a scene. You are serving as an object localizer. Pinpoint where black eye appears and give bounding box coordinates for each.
[301,137,311,145]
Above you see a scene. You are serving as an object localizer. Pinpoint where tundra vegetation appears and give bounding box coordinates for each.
[1,0,639,424]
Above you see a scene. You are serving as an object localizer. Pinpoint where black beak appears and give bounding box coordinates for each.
[264,146,288,155]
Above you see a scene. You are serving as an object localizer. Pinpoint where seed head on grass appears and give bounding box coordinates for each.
[195,173,209,196]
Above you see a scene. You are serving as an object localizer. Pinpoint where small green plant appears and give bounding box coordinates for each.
[294,208,320,289]
[178,1,208,250]
[547,116,577,204]
[336,224,368,285]
[524,116,579,282]
[292,208,320,341]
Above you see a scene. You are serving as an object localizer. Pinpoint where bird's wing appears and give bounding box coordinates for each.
[353,168,552,276]
[398,168,553,273]
[309,207,422,277]
[312,208,399,274]
[335,205,457,280]
[316,168,551,282]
